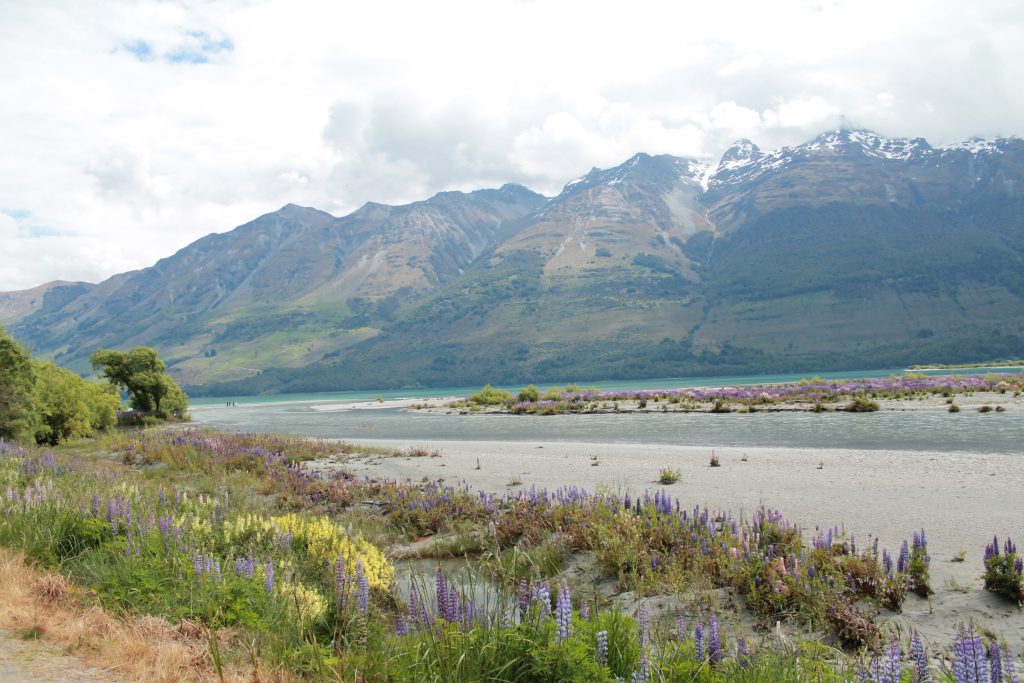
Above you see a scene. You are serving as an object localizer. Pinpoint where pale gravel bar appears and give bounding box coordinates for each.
[337,438,1024,646]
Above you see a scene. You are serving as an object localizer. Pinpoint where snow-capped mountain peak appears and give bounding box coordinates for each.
[805,128,932,161]
[719,139,762,167]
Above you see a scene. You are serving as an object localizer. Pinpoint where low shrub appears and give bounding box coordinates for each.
[518,385,540,402]
[471,384,514,406]
[845,395,880,412]
[657,467,680,485]
[983,536,1024,603]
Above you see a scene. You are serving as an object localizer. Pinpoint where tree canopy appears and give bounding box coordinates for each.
[90,347,187,418]
[0,326,35,440]
[31,361,120,445]
[1,326,122,444]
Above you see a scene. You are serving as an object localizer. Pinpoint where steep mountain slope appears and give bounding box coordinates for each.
[13,186,545,383]
[243,129,1023,393]
[8,128,1024,394]
[0,281,92,327]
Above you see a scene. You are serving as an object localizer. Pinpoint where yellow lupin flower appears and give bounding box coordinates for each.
[221,512,393,589]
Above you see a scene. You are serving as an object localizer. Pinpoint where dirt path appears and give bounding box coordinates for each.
[0,629,122,683]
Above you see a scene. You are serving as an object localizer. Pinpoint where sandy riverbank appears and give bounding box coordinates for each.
[321,438,1024,646]
[410,390,1024,414]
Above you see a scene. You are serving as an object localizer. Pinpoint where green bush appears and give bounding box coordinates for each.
[844,395,879,412]
[471,384,514,406]
[518,385,540,402]
[31,361,119,445]
[658,467,680,484]
[983,538,1024,603]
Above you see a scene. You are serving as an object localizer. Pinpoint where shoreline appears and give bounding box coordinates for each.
[411,389,1024,415]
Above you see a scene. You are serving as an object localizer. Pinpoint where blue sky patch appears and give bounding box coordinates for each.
[27,225,59,238]
[166,49,209,64]
[123,31,232,65]
[165,31,234,64]
[124,40,155,62]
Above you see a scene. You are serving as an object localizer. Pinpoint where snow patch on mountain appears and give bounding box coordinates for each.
[938,137,1008,155]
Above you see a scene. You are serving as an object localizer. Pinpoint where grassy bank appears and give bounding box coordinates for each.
[0,430,1020,681]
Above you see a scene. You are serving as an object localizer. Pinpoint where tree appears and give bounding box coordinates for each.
[31,361,119,445]
[0,326,36,440]
[90,347,188,418]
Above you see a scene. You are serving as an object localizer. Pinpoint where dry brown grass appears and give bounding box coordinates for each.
[0,548,300,682]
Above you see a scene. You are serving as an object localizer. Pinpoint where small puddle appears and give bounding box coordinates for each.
[392,557,511,613]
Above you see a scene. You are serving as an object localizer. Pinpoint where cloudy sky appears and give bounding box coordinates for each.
[1,0,1022,290]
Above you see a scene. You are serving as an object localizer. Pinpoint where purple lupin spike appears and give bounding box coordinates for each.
[990,642,1003,683]
[911,632,930,683]
[556,583,571,641]
[596,630,608,665]
[708,614,722,666]
[356,560,368,616]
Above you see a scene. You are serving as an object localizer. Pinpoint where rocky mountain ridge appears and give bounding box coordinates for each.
[7,128,1024,393]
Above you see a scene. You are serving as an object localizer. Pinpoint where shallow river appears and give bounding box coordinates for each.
[191,400,1023,454]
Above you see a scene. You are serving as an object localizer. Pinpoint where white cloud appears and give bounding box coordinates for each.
[1,0,1023,289]
[762,96,842,130]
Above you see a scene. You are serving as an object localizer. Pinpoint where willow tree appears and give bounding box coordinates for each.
[90,346,188,418]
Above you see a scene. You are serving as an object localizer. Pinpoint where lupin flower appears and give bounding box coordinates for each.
[953,625,989,683]
[556,583,572,641]
[446,588,460,623]
[335,558,349,609]
[518,579,530,618]
[193,552,204,577]
[638,607,649,648]
[1003,646,1018,683]
[632,647,649,683]
[707,614,722,666]
[694,621,705,663]
[911,632,930,683]
[990,642,1002,683]
[532,581,551,617]
[676,616,687,641]
[884,640,901,682]
[436,568,448,617]
[898,540,910,574]
[596,630,609,666]
[356,560,369,616]
[985,537,1001,564]
[264,560,274,593]
[736,636,751,667]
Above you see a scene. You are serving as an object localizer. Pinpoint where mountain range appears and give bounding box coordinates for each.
[6,127,1024,395]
